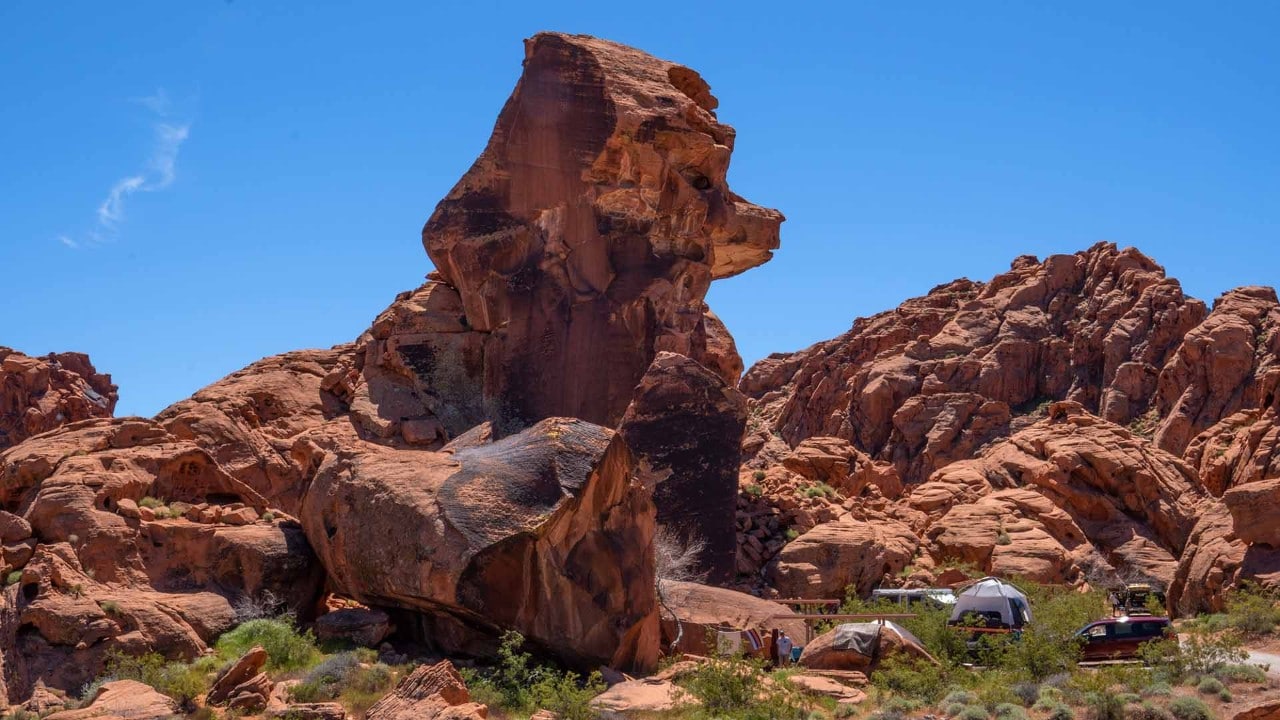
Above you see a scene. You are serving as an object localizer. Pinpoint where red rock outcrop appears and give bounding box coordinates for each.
[744,244,1206,485]
[620,352,746,582]
[740,244,1280,609]
[357,32,782,437]
[365,660,488,720]
[0,349,116,450]
[1154,287,1280,457]
[44,679,175,720]
[297,417,658,671]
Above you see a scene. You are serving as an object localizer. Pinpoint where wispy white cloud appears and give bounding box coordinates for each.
[132,89,171,116]
[94,121,189,228]
[61,89,192,249]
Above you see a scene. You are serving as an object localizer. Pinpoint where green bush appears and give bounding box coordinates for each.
[1141,683,1172,697]
[882,697,922,712]
[871,655,950,704]
[947,703,970,717]
[1224,582,1280,635]
[956,706,990,720]
[214,617,320,672]
[1168,697,1211,720]
[1196,677,1225,695]
[1139,626,1247,683]
[1213,663,1267,684]
[1047,704,1075,720]
[529,670,606,720]
[994,702,1028,720]
[1071,670,1125,720]
[91,651,211,709]
[5,571,22,585]
[138,496,165,509]
[464,631,617,720]
[1127,701,1172,720]
[678,655,809,720]
[1035,686,1066,709]
[290,652,395,702]
[945,690,980,706]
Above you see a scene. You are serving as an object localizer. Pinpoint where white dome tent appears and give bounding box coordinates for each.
[947,577,1033,629]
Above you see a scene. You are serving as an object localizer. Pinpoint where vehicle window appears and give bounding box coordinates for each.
[1086,624,1106,638]
[1112,622,1135,637]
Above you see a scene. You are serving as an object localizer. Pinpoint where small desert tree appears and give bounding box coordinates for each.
[654,526,707,653]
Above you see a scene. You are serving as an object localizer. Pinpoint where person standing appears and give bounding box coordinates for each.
[777,632,793,667]
[767,628,780,669]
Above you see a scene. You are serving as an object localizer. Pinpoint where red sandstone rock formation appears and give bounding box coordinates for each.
[0,349,116,450]
[364,32,781,437]
[741,244,1280,610]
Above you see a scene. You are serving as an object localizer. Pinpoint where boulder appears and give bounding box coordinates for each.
[208,645,268,705]
[798,622,935,672]
[769,517,918,599]
[315,607,394,647]
[268,703,348,720]
[657,580,805,656]
[298,418,658,671]
[591,678,695,717]
[1224,478,1280,546]
[784,674,867,706]
[44,680,175,720]
[365,660,488,720]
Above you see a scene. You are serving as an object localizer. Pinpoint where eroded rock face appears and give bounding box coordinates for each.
[0,349,116,451]
[382,32,782,434]
[740,244,1280,610]
[0,418,320,698]
[744,244,1206,485]
[620,352,746,582]
[365,660,488,720]
[297,417,658,671]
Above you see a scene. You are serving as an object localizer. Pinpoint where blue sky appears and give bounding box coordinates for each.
[2,2,1277,417]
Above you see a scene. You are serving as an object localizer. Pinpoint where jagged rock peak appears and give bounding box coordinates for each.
[0,347,117,450]
[415,32,782,429]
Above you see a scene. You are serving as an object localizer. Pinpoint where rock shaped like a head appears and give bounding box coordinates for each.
[422,32,782,427]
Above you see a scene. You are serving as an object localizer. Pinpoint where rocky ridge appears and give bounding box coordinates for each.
[740,243,1280,613]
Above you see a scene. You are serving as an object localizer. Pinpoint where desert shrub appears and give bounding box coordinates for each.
[1142,683,1173,697]
[1220,689,1233,702]
[945,690,980,706]
[956,706,990,720]
[138,496,164,509]
[290,652,394,702]
[215,617,320,672]
[232,590,285,624]
[529,670,606,720]
[752,470,766,482]
[1139,626,1247,683]
[1071,670,1125,720]
[996,532,1012,546]
[1168,697,1211,720]
[745,484,764,498]
[1127,701,1172,720]
[98,600,121,615]
[1213,663,1267,684]
[993,582,1100,681]
[972,670,1022,709]
[93,650,209,709]
[947,703,970,717]
[1036,686,1066,708]
[4,571,20,586]
[994,702,1028,720]
[1047,705,1076,720]
[1196,677,1225,695]
[1224,582,1280,635]
[464,631,613,720]
[883,697,922,712]
[871,655,950,704]
[678,655,809,720]
[1011,681,1041,706]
